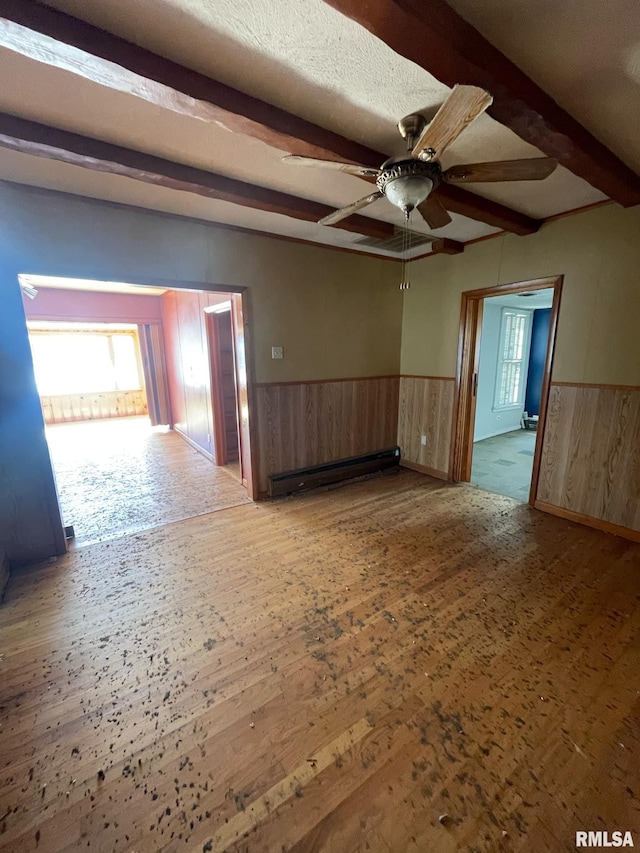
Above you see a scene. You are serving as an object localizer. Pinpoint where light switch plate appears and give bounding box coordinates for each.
[271,346,284,359]
[420,435,427,446]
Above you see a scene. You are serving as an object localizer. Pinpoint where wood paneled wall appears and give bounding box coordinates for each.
[215,311,240,462]
[536,383,640,534]
[397,376,455,477]
[40,390,148,424]
[162,290,219,460]
[255,376,400,494]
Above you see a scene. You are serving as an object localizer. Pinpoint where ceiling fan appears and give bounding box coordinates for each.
[283,85,557,230]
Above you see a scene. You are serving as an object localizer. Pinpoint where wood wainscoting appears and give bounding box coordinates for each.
[254,376,400,494]
[536,382,640,537]
[40,389,148,424]
[397,375,455,478]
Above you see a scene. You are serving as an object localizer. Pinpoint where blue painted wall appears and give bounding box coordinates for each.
[524,308,551,416]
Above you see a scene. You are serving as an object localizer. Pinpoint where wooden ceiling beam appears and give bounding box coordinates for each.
[0,0,382,167]
[0,0,541,234]
[434,237,465,255]
[323,0,640,207]
[0,113,396,240]
[437,184,537,236]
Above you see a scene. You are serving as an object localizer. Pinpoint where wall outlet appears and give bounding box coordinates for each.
[420,435,427,446]
[271,346,284,359]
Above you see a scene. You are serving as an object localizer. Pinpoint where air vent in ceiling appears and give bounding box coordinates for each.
[353,228,436,254]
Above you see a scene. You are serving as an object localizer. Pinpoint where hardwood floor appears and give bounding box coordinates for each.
[1,471,639,852]
[45,417,249,546]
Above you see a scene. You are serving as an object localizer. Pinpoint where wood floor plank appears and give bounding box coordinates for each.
[0,470,639,852]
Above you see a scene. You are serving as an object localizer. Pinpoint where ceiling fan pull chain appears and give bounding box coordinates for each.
[400,209,412,290]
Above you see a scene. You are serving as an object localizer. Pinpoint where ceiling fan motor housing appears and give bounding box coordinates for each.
[377,160,443,212]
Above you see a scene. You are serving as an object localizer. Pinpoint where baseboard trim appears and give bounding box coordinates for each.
[400,459,450,481]
[174,427,214,463]
[534,500,640,543]
[269,447,400,497]
[400,374,456,382]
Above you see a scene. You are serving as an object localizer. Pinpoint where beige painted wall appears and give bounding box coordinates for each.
[401,203,640,386]
[3,185,402,384]
[0,183,401,563]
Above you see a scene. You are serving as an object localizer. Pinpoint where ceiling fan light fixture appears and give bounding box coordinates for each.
[376,160,443,214]
[384,175,433,213]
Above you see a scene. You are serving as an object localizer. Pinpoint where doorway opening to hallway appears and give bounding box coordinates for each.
[452,276,562,504]
[20,275,255,547]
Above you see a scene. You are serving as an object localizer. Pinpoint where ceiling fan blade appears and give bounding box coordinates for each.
[417,195,452,229]
[282,155,380,178]
[318,191,384,226]
[412,85,493,161]
[444,157,558,184]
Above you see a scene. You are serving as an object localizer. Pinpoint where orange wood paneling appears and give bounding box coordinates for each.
[162,289,213,457]
[397,376,454,477]
[40,390,147,424]
[175,291,212,457]
[160,290,255,495]
[537,383,640,533]
[161,291,187,433]
[255,376,400,493]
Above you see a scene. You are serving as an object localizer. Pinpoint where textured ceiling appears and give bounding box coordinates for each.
[0,0,630,256]
[446,0,640,175]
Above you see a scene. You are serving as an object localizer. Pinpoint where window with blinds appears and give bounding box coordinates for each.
[494,309,530,409]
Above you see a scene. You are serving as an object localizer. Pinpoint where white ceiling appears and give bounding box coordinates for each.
[488,289,554,310]
[0,0,634,257]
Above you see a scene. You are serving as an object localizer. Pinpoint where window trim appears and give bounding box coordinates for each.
[492,307,532,412]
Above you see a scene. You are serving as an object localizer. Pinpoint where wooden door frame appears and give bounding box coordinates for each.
[195,286,258,500]
[228,292,259,500]
[450,275,563,505]
[204,309,229,466]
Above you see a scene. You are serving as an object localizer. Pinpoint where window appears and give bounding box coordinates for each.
[28,324,143,396]
[494,309,531,409]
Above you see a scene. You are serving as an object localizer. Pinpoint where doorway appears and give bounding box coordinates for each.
[451,276,563,504]
[20,275,257,547]
[205,302,241,476]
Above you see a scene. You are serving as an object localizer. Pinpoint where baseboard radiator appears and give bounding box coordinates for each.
[268,446,400,498]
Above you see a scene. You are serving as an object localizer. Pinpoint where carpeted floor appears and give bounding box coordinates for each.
[45,416,250,546]
[471,428,537,501]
